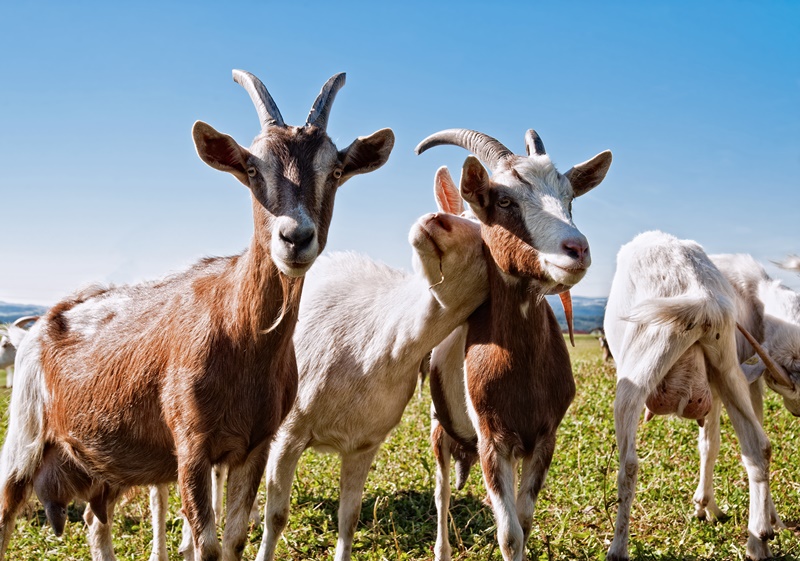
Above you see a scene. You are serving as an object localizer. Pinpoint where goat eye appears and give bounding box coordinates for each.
[332,168,343,180]
[497,198,512,208]
[247,167,257,178]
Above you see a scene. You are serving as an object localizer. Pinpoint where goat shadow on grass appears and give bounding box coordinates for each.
[287,488,494,555]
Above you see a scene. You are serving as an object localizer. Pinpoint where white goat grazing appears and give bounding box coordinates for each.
[0,70,393,561]
[249,167,487,561]
[416,128,612,561]
[688,254,800,527]
[0,317,37,388]
[604,231,784,561]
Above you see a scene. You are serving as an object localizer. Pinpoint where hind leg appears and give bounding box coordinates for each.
[0,476,32,560]
[85,491,121,561]
[149,485,170,561]
[712,357,774,560]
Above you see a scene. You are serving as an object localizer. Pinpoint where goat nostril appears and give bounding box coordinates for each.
[562,239,587,261]
[280,227,315,252]
[434,214,452,232]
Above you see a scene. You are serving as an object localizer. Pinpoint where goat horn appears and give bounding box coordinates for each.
[559,291,575,347]
[306,72,346,131]
[232,70,285,129]
[736,322,794,389]
[12,315,38,328]
[415,129,515,171]
[524,129,546,156]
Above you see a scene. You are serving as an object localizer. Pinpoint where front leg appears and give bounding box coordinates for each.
[223,440,270,561]
[479,442,524,561]
[693,397,725,521]
[335,448,380,561]
[149,485,170,561]
[177,448,220,561]
[516,433,557,545]
[431,420,453,561]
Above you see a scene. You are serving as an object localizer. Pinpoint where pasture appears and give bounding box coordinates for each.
[1,334,799,560]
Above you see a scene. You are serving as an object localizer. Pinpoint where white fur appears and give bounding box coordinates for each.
[604,231,776,561]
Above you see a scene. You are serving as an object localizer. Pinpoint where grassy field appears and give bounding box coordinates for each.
[1,335,799,560]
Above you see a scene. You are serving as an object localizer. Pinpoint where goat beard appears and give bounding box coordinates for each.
[262,274,304,334]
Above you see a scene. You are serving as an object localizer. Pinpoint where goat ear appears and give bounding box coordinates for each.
[741,357,766,384]
[434,167,463,215]
[565,150,612,197]
[460,155,490,214]
[192,121,251,186]
[338,128,395,183]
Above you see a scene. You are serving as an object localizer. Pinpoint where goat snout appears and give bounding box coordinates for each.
[279,223,316,252]
[427,213,453,232]
[561,238,590,264]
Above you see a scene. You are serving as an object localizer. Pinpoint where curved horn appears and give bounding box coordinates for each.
[415,129,514,171]
[232,69,285,129]
[737,322,794,389]
[306,72,346,130]
[12,316,38,328]
[524,129,546,156]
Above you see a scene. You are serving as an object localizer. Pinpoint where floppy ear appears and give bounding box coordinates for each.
[740,357,767,384]
[565,150,613,197]
[434,167,463,215]
[460,155,491,219]
[338,128,395,183]
[192,121,252,186]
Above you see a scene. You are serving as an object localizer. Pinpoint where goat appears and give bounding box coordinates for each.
[775,255,800,273]
[0,70,394,561]
[0,317,37,388]
[246,166,487,561]
[416,128,612,561]
[603,231,787,561]
[687,254,800,528]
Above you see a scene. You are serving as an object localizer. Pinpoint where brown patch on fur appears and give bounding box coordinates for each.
[465,260,575,488]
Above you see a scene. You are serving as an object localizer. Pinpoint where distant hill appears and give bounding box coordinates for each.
[0,301,49,324]
[0,297,609,335]
[544,295,607,334]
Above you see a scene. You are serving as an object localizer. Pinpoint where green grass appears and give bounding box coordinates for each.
[2,338,800,560]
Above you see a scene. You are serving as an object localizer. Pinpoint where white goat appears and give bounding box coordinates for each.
[688,254,800,527]
[775,255,800,272]
[604,231,786,561]
[0,317,37,388]
[251,167,487,561]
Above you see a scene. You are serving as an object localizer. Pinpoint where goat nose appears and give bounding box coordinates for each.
[562,238,589,262]
[279,224,315,252]
[431,213,452,232]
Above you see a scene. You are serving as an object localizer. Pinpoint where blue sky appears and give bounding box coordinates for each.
[1,1,798,305]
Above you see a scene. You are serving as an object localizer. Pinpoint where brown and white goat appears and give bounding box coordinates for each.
[416,128,612,561]
[0,70,394,561]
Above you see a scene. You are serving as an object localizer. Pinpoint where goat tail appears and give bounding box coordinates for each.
[0,334,48,492]
[622,292,731,332]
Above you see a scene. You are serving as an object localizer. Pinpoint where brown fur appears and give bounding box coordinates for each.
[465,258,575,472]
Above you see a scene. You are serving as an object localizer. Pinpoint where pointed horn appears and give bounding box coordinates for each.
[12,316,38,328]
[306,72,346,130]
[559,291,575,347]
[737,322,794,389]
[232,69,285,129]
[415,129,514,171]
[524,129,546,156]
